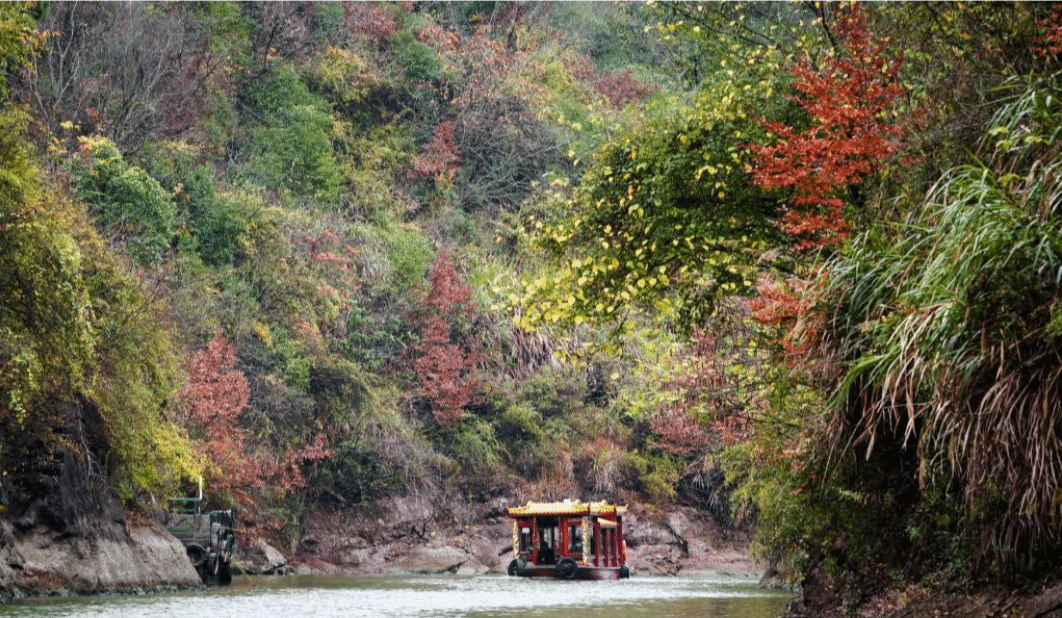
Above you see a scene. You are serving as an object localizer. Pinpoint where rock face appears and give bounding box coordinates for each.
[234,539,291,575]
[0,447,201,601]
[0,518,201,600]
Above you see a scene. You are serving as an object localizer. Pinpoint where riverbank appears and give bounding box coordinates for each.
[1,480,764,603]
[0,516,202,603]
[783,582,1062,618]
[781,565,1062,618]
[272,497,761,579]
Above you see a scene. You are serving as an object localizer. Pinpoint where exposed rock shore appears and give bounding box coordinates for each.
[0,448,201,603]
[0,517,202,602]
[2,464,764,604]
[286,496,761,579]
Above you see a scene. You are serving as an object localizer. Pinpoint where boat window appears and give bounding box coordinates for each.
[520,527,532,553]
[587,527,596,556]
[539,523,556,549]
[567,524,583,553]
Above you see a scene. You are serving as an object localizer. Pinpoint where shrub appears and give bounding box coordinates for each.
[240,70,343,201]
[73,137,177,263]
[139,142,244,266]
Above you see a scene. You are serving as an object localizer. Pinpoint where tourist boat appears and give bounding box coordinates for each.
[505,500,630,580]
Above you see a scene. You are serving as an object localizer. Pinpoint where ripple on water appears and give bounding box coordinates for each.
[0,574,790,618]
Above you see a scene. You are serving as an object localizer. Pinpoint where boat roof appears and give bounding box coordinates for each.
[506,500,627,518]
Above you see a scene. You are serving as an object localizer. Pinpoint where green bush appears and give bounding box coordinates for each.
[391,29,442,82]
[139,142,244,265]
[241,70,343,201]
[384,224,434,291]
[251,105,343,200]
[315,383,439,504]
[73,137,177,263]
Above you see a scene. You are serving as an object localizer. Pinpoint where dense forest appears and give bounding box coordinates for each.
[2,0,1062,610]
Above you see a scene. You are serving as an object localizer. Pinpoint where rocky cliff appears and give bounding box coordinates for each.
[0,446,200,602]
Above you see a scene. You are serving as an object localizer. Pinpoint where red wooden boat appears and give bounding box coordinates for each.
[505,500,630,580]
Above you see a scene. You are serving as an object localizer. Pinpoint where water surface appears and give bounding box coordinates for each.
[0,574,791,618]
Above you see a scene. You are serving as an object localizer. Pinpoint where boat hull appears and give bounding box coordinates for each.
[508,560,629,580]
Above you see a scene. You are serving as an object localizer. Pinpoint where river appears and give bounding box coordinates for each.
[0,574,790,618]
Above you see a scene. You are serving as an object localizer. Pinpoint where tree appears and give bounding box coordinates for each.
[408,8,567,212]
[518,64,789,331]
[25,3,211,147]
[749,4,904,251]
[746,4,906,363]
[177,330,258,508]
[413,251,477,427]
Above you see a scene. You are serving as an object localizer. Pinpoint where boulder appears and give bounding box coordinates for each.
[234,539,289,575]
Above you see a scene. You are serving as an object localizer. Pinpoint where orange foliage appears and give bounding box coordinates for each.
[594,68,657,110]
[751,5,904,251]
[342,2,397,46]
[413,252,477,427]
[746,277,821,361]
[177,331,331,519]
[414,316,474,427]
[749,6,904,373]
[413,118,462,182]
[652,325,754,455]
[1035,4,1062,57]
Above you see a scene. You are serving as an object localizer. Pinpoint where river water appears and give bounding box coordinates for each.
[0,574,791,618]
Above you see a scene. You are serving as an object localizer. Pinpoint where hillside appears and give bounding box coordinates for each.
[2,2,1062,613]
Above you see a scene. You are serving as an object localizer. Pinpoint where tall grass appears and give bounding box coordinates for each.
[820,74,1062,570]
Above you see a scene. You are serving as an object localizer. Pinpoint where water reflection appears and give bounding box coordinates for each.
[0,574,790,618]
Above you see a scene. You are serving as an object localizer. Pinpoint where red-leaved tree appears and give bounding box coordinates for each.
[749,6,904,356]
[750,5,904,252]
[413,252,477,427]
[177,331,331,524]
[412,118,462,182]
[176,330,259,508]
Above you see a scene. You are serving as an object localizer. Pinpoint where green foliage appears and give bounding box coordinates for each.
[0,3,36,98]
[391,28,443,83]
[384,224,434,292]
[0,108,36,208]
[306,45,386,114]
[807,71,1062,577]
[72,137,177,264]
[331,121,414,218]
[519,70,789,332]
[1,171,199,503]
[317,381,439,504]
[241,70,343,201]
[623,449,679,502]
[233,200,348,335]
[445,418,504,472]
[139,141,244,265]
[85,294,202,502]
[0,193,92,428]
